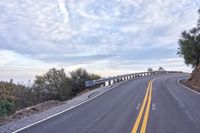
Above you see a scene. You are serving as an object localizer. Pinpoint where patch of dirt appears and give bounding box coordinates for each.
[180,79,200,93]
[0,100,62,125]
[77,89,90,96]
[187,64,200,91]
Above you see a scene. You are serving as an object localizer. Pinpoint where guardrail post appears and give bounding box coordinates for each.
[108,80,111,85]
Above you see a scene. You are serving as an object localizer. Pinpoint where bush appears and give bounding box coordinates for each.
[69,68,101,94]
[33,68,73,101]
[0,68,101,117]
[0,100,14,116]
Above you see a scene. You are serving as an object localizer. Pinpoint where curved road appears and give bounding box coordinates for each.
[17,73,200,133]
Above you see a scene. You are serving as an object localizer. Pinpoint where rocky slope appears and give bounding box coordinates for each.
[188,64,200,90]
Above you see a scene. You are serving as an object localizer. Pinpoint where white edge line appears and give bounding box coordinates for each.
[12,84,118,133]
[177,78,200,95]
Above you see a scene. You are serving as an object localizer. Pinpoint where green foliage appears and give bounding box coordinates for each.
[0,100,14,116]
[33,68,73,101]
[0,81,28,110]
[0,68,101,117]
[178,10,200,68]
[33,68,101,100]
[69,68,101,94]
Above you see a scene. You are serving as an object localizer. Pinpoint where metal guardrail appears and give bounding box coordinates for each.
[85,71,182,87]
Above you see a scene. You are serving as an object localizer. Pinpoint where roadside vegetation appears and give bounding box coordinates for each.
[178,9,200,90]
[0,68,101,117]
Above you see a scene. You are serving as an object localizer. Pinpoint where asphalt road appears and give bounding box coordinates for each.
[17,73,200,133]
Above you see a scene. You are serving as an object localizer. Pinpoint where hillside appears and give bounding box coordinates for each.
[188,64,200,91]
[0,82,27,117]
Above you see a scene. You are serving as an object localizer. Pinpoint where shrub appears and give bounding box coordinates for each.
[0,100,14,116]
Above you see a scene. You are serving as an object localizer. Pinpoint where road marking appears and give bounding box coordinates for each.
[136,103,142,110]
[131,81,151,133]
[152,103,156,111]
[131,76,183,133]
[140,81,152,133]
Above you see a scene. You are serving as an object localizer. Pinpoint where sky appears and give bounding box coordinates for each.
[0,0,200,83]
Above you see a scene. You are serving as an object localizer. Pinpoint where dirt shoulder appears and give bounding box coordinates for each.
[179,64,200,93]
[180,79,200,93]
[0,100,62,125]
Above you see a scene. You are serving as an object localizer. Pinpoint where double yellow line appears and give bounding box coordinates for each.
[132,80,153,133]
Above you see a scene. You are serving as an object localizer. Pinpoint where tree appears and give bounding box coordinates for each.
[158,67,165,71]
[33,68,73,101]
[178,9,200,68]
[9,79,13,84]
[147,68,153,72]
[33,68,101,100]
[69,68,101,94]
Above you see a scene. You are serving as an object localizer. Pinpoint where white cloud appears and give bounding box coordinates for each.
[0,0,198,82]
[0,50,16,65]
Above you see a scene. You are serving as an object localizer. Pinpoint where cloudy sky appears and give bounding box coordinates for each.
[0,0,200,83]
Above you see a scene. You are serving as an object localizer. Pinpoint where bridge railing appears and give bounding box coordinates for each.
[85,71,182,87]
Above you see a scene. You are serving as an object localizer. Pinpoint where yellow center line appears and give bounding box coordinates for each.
[131,81,151,133]
[140,80,152,133]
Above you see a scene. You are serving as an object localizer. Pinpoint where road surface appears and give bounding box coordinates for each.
[16,74,200,133]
